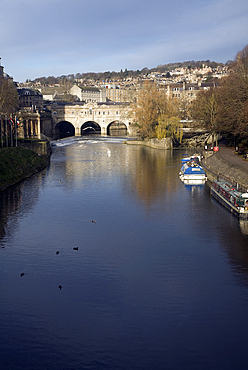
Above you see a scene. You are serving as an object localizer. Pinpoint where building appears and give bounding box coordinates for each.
[0,58,14,84]
[17,88,43,111]
[101,84,130,102]
[165,81,217,101]
[38,86,69,101]
[70,85,106,103]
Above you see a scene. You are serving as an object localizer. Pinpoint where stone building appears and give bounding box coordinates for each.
[39,86,68,101]
[101,84,129,102]
[0,58,14,84]
[164,81,217,102]
[17,88,43,111]
[70,85,106,103]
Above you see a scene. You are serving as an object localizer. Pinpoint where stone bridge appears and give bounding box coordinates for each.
[47,101,135,139]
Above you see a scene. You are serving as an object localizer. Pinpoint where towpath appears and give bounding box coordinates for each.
[202,144,248,189]
[217,144,248,173]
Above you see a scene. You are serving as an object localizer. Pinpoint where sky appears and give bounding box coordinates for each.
[1,0,248,82]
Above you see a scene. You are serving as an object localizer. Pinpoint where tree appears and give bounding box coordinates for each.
[0,80,19,116]
[156,115,182,142]
[132,81,180,140]
[190,87,219,148]
[133,82,161,138]
[0,80,19,146]
[217,44,248,146]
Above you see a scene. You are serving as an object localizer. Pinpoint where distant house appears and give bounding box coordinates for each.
[70,84,106,103]
[39,86,70,101]
[101,84,129,102]
[17,88,43,110]
[165,81,217,100]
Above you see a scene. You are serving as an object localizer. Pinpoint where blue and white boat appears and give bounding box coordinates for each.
[181,153,202,164]
[179,160,207,185]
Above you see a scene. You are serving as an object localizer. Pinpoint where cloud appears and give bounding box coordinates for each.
[1,0,248,81]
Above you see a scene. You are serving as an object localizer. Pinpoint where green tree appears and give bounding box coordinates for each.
[156,115,182,142]
[132,81,180,140]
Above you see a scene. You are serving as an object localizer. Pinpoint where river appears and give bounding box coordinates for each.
[1,136,248,370]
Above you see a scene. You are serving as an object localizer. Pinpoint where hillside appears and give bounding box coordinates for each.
[27,60,226,85]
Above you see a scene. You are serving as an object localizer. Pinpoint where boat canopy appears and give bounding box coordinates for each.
[181,163,205,175]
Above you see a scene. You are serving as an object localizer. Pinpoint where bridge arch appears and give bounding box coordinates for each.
[55,121,75,139]
[81,121,101,135]
[107,121,127,136]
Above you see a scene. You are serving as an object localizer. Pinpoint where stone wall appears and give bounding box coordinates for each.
[126,137,172,149]
[18,140,52,157]
[202,153,248,191]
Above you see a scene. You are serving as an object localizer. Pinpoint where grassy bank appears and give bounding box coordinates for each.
[0,147,50,191]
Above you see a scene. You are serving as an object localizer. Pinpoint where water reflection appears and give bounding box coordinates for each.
[1,138,248,370]
[127,146,176,207]
[239,220,248,236]
[50,137,179,209]
[0,172,46,244]
[184,184,206,192]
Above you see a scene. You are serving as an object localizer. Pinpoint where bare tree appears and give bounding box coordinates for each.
[0,80,19,146]
[190,87,219,148]
[0,80,19,116]
[217,44,248,145]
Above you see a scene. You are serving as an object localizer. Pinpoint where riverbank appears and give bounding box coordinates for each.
[0,146,50,191]
[125,137,172,149]
[127,137,248,190]
[202,145,248,191]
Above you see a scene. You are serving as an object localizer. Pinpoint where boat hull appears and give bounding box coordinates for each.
[179,160,207,185]
[211,182,248,219]
[179,174,207,185]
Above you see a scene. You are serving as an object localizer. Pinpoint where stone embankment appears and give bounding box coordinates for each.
[18,138,52,156]
[126,137,172,149]
[202,149,248,192]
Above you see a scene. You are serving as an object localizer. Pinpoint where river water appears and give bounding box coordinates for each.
[1,136,248,370]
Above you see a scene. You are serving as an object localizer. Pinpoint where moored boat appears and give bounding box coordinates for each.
[211,179,248,219]
[179,161,207,185]
[181,153,202,164]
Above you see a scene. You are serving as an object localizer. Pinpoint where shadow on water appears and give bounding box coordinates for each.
[1,141,248,370]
